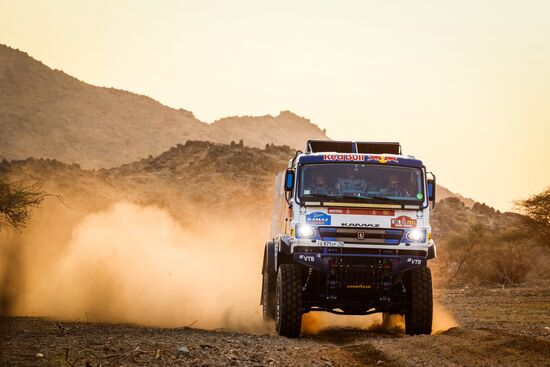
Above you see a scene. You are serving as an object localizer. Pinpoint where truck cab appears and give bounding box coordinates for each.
[261,140,436,337]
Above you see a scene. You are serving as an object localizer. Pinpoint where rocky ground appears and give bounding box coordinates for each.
[1,281,549,366]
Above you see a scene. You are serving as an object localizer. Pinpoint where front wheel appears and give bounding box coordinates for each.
[275,264,303,338]
[405,267,433,335]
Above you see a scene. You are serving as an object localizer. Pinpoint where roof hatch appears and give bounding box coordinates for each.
[306,140,401,155]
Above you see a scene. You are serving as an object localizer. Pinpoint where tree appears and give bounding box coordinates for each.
[515,188,550,247]
[0,180,46,231]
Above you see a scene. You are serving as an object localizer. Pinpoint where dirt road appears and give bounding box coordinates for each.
[1,281,549,366]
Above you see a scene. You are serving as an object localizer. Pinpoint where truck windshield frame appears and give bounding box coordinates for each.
[296,163,425,205]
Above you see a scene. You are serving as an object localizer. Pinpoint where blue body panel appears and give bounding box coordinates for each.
[293,251,427,275]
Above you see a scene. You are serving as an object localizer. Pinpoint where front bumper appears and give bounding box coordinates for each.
[290,238,434,275]
[294,251,426,275]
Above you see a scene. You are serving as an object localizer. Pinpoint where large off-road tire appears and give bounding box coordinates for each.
[405,266,433,335]
[275,264,303,338]
[262,271,276,321]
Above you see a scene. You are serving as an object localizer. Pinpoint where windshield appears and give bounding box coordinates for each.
[298,163,424,203]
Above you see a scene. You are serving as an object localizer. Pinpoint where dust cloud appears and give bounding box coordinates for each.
[432,302,459,333]
[5,198,457,335]
[0,236,21,314]
[11,201,268,332]
[301,302,458,335]
[302,312,380,335]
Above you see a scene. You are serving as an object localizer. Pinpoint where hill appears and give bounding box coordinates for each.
[0,44,327,168]
[436,185,476,208]
[0,141,295,226]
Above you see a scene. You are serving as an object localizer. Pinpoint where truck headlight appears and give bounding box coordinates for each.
[405,229,425,243]
[297,225,316,239]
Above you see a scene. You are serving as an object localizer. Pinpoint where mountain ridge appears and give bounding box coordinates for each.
[0,44,328,169]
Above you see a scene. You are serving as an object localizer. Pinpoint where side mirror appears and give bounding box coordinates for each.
[427,180,435,201]
[284,169,295,192]
[427,173,436,203]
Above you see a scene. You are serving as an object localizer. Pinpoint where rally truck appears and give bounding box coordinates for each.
[261,140,437,337]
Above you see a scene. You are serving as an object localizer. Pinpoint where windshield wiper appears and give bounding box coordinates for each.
[357,195,394,201]
[303,193,340,201]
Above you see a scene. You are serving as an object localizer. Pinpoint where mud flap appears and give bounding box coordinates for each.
[262,241,276,274]
[261,242,276,305]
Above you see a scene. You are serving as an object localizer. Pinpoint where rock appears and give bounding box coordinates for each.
[177,346,190,355]
[35,353,44,358]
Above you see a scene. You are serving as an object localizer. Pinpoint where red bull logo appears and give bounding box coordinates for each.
[367,155,399,164]
[323,154,366,161]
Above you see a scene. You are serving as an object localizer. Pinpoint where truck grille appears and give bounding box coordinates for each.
[318,227,403,245]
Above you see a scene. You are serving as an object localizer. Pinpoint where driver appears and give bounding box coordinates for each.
[314,173,328,192]
[306,172,330,194]
[386,173,412,197]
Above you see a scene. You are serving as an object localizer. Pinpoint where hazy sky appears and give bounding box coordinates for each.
[1,0,549,211]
